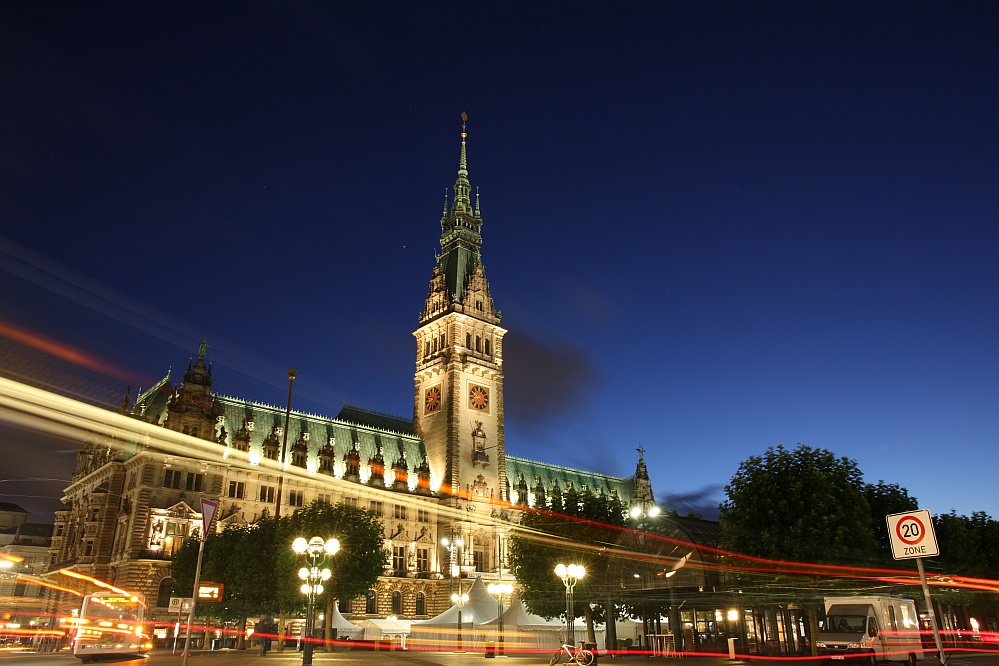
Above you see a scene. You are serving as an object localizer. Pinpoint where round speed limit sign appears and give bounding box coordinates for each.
[886,509,940,560]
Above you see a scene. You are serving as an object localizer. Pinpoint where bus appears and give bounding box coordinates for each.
[70,591,151,662]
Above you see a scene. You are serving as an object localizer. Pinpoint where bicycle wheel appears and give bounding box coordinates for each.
[550,649,565,665]
[576,649,595,666]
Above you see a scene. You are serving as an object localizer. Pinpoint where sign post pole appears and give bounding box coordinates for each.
[182,498,219,666]
[886,509,945,665]
[915,557,946,664]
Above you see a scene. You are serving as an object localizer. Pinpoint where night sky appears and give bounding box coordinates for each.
[2,2,997,525]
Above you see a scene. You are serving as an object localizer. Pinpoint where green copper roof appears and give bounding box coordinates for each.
[505,455,635,507]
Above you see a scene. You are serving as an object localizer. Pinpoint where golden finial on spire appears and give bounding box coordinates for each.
[461,111,468,137]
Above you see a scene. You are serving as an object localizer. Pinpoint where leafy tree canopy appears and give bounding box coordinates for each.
[864,480,919,565]
[171,500,384,619]
[719,444,879,566]
[509,485,627,621]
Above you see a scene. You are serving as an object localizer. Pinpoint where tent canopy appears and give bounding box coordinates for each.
[327,602,363,633]
[480,593,562,630]
[359,618,412,637]
[415,576,504,625]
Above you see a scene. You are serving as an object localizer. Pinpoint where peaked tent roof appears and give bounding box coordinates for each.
[480,593,561,629]
[415,576,503,625]
[328,602,363,633]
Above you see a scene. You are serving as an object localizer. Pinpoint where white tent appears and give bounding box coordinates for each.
[477,593,573,652]
[358,618,412,649]
[410,577,504,650]
[326,603,363,637]
[419,576,503,624]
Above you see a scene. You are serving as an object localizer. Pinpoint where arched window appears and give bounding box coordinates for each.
[366,590,377,614]
[424,341,430,357]
[391,591,402,615]
[475,336,481,352]
[485,339,491,356]
[415,592,426,616]
[466,332,471,348]
[156,578,173,608]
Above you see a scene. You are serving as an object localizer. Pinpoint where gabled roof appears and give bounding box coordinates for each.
[0,522,54,538]
[662,515,722,549]
[0,502,29,514]
[335,405,414,436]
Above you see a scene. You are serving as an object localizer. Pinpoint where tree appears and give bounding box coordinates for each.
[719,444,880,656]
[508,488,627,644]
[719,444,879,565]
[934,511,988,576]
[170,500,384,638]
[864,480,918,565]
[172,516,296,622]
[285,500,385,605]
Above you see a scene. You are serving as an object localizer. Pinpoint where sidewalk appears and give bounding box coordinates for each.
[143,647,756,666]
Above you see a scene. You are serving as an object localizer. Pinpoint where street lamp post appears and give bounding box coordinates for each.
[628,501,660,648]
[274,367,298,519]
[488,582,513,656]
[441,536,465,652]
[450,590,469,652]
[292,536,339,666]
[555,563,585,647]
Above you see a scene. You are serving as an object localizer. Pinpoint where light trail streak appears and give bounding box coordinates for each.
[56,569,139,600]
[2,375,997,599]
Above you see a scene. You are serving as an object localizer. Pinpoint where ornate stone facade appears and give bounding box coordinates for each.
[45,122,651,631]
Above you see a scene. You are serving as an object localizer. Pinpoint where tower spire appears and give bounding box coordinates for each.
[452,112,471,213]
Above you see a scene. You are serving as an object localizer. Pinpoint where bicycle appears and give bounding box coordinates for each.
[549,638,595,666]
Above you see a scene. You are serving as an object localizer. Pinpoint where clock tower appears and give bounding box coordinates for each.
[414,117,507,503]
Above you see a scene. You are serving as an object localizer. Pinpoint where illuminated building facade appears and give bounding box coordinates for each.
[45,124,655,631]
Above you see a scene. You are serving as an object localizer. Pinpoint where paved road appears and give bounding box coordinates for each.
[2,647,997,666]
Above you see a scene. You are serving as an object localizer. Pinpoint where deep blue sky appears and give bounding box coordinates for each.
[1,2,997,523]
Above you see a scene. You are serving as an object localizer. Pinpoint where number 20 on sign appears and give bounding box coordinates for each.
[886,509,940,560]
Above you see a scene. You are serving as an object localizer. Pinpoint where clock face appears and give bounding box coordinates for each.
[468,384,490,413]
[424,385,442,414]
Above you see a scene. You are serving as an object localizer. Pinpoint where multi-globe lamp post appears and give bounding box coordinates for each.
[555,563,585,647]
[441,536,465,651]
[487,582,513,655]
[450,589,469,652]
[292,536,340,666]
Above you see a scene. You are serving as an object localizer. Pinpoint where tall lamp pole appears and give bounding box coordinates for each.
[293,536,339,666]
[274,367,298,519]
[488,582,513,655]
[555,563,585,647]
[442,536,465,651]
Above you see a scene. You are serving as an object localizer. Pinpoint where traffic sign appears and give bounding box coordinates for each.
[200,498,219,537]
[886,509,940,560]
[168,597,194,613]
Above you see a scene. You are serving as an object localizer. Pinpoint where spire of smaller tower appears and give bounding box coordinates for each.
[475,186,480,216]
[442,189,449,217]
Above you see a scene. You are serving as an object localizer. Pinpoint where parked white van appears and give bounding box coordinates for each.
[816,596,925,663]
